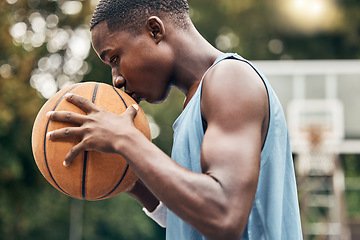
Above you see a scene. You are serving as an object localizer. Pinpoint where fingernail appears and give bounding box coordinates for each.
[63,161,69,167]
[64,93,71,99]
[46,111,53,118]
[132,104,139,111]
[46,131,52,139]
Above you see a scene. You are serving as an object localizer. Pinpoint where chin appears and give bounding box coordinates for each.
[146,98,166,104]
[149,90,172,104]
[143,85,172,104]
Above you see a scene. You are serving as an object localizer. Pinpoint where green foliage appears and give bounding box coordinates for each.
[82,196,165,240]
[0,0,164,239]
[343,155,360,219]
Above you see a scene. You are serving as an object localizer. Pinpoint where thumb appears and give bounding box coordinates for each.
[125,104,139,119]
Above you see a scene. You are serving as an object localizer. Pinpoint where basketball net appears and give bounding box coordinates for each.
[288,99,351,240]
[297,123,335,176]
[287,99,344,176]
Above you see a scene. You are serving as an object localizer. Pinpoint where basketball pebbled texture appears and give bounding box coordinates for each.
[31,82,151,200]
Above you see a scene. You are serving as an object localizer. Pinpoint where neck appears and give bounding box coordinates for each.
[169,24,222,101]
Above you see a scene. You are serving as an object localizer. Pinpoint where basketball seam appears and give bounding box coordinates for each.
[112,86,128,108]
[43,85,78,198]
[96,87,130,200]
[82,83,100,200]
[82,151,89,200]
[97,165,130,200]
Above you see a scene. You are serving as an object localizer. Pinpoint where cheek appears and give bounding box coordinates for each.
[120,56,142,79]
[122,45,174,91]
[122,59,150,82]
[122,52,160,78]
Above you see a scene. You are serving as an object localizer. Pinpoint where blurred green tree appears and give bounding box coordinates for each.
[0,0,164,239]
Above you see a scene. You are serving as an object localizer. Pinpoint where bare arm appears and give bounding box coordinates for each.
[47,60,268,240]
[127,180,160,212]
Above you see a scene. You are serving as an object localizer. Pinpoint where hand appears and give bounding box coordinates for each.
[46,93,139,167]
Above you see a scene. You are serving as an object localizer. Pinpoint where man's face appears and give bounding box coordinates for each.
[91,21,174,103]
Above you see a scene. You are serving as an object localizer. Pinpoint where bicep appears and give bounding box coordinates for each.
[200,60,267,209]
[201,120,261,204]
[200,115,262,228]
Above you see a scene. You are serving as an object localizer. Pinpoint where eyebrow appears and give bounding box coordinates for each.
[100,49,110,62]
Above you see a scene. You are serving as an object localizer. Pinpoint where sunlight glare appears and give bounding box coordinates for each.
[275,0,343,34]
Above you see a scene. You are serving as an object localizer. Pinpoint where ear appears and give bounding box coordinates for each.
[147,16,165,44]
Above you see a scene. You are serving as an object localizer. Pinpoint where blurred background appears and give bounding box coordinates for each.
[0,0,359,239]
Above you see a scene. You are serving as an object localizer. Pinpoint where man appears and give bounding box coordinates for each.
[46,0,303,239]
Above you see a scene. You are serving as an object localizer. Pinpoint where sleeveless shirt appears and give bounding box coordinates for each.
[166,53,303,239]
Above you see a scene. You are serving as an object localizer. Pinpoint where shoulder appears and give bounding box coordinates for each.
[203,59,265,100]
[201,59,268,129]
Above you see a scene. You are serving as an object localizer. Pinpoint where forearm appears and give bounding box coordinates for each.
[127,180,160,212]
[117,131,246,239]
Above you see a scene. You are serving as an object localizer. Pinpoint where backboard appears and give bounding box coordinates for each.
[287,99,344,148]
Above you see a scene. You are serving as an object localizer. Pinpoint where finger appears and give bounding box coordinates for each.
[63,142,85,167]
[124,104,139,120]
[47,127,83,140]
[47,111,88,125]
[64,93,98,114]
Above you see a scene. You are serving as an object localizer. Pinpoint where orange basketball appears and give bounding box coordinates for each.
[31,82,151,200]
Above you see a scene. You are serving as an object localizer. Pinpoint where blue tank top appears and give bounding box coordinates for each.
[167,53,303,239]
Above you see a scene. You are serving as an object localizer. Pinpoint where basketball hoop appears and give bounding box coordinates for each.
[288,99,351,240]
[288,99,344,148]
[287,99,344,175]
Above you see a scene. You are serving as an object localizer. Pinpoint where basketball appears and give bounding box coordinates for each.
[31,82,151,200]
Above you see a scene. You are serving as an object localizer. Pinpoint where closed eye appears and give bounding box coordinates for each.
[109,56,118,64]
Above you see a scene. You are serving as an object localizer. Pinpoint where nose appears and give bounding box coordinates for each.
[113,75,126,89]
[112,68,125,89]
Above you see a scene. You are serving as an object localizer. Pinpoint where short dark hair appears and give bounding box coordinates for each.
[90,0,190,32]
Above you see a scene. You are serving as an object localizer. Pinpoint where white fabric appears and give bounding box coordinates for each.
[142,202,167,228]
